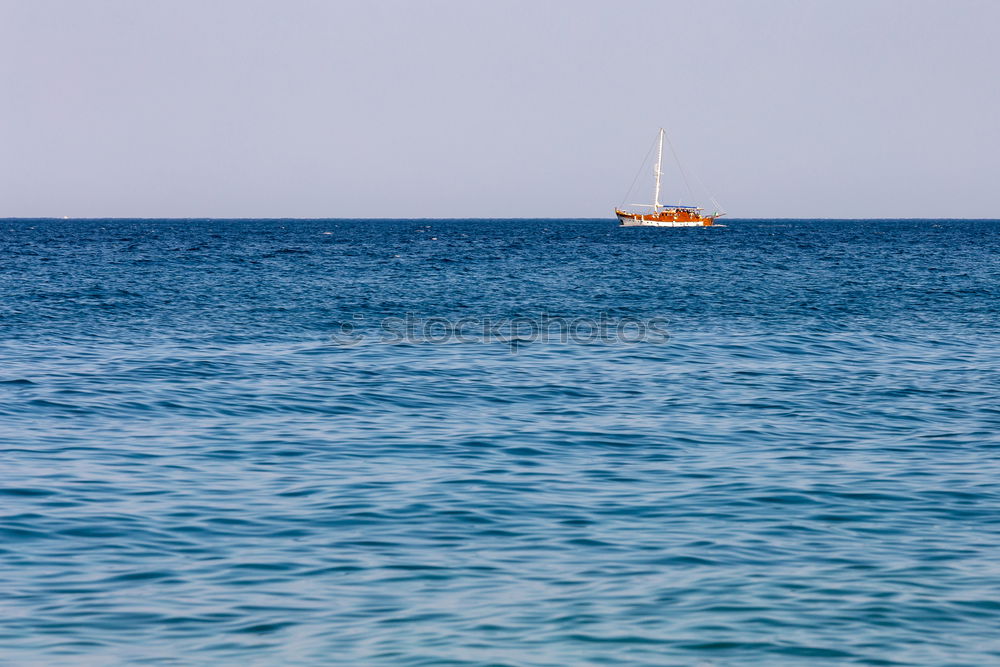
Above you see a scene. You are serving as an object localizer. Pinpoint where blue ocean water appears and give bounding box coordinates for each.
[1,218,999,665]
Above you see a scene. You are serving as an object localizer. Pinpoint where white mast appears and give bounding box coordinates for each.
[653,128,664,212]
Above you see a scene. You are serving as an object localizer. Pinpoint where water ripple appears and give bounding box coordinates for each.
[1,219,999,664]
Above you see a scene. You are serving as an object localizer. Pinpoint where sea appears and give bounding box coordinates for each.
[1,218,998,666]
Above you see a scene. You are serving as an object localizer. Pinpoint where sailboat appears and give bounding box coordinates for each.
[615,128,724,227]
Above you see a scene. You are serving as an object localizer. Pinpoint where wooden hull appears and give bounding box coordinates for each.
[616,209,715,227]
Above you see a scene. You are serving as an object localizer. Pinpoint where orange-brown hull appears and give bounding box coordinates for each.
[615,209,715,227]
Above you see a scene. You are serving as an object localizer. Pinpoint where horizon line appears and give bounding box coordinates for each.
[3,217,999,222]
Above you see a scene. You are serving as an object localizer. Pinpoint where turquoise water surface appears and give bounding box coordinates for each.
[1,219,999,665]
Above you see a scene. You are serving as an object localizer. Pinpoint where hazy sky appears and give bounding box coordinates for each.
[2,0,998,218]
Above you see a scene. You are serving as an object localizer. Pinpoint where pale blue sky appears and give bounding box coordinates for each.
[2,0,998,218]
